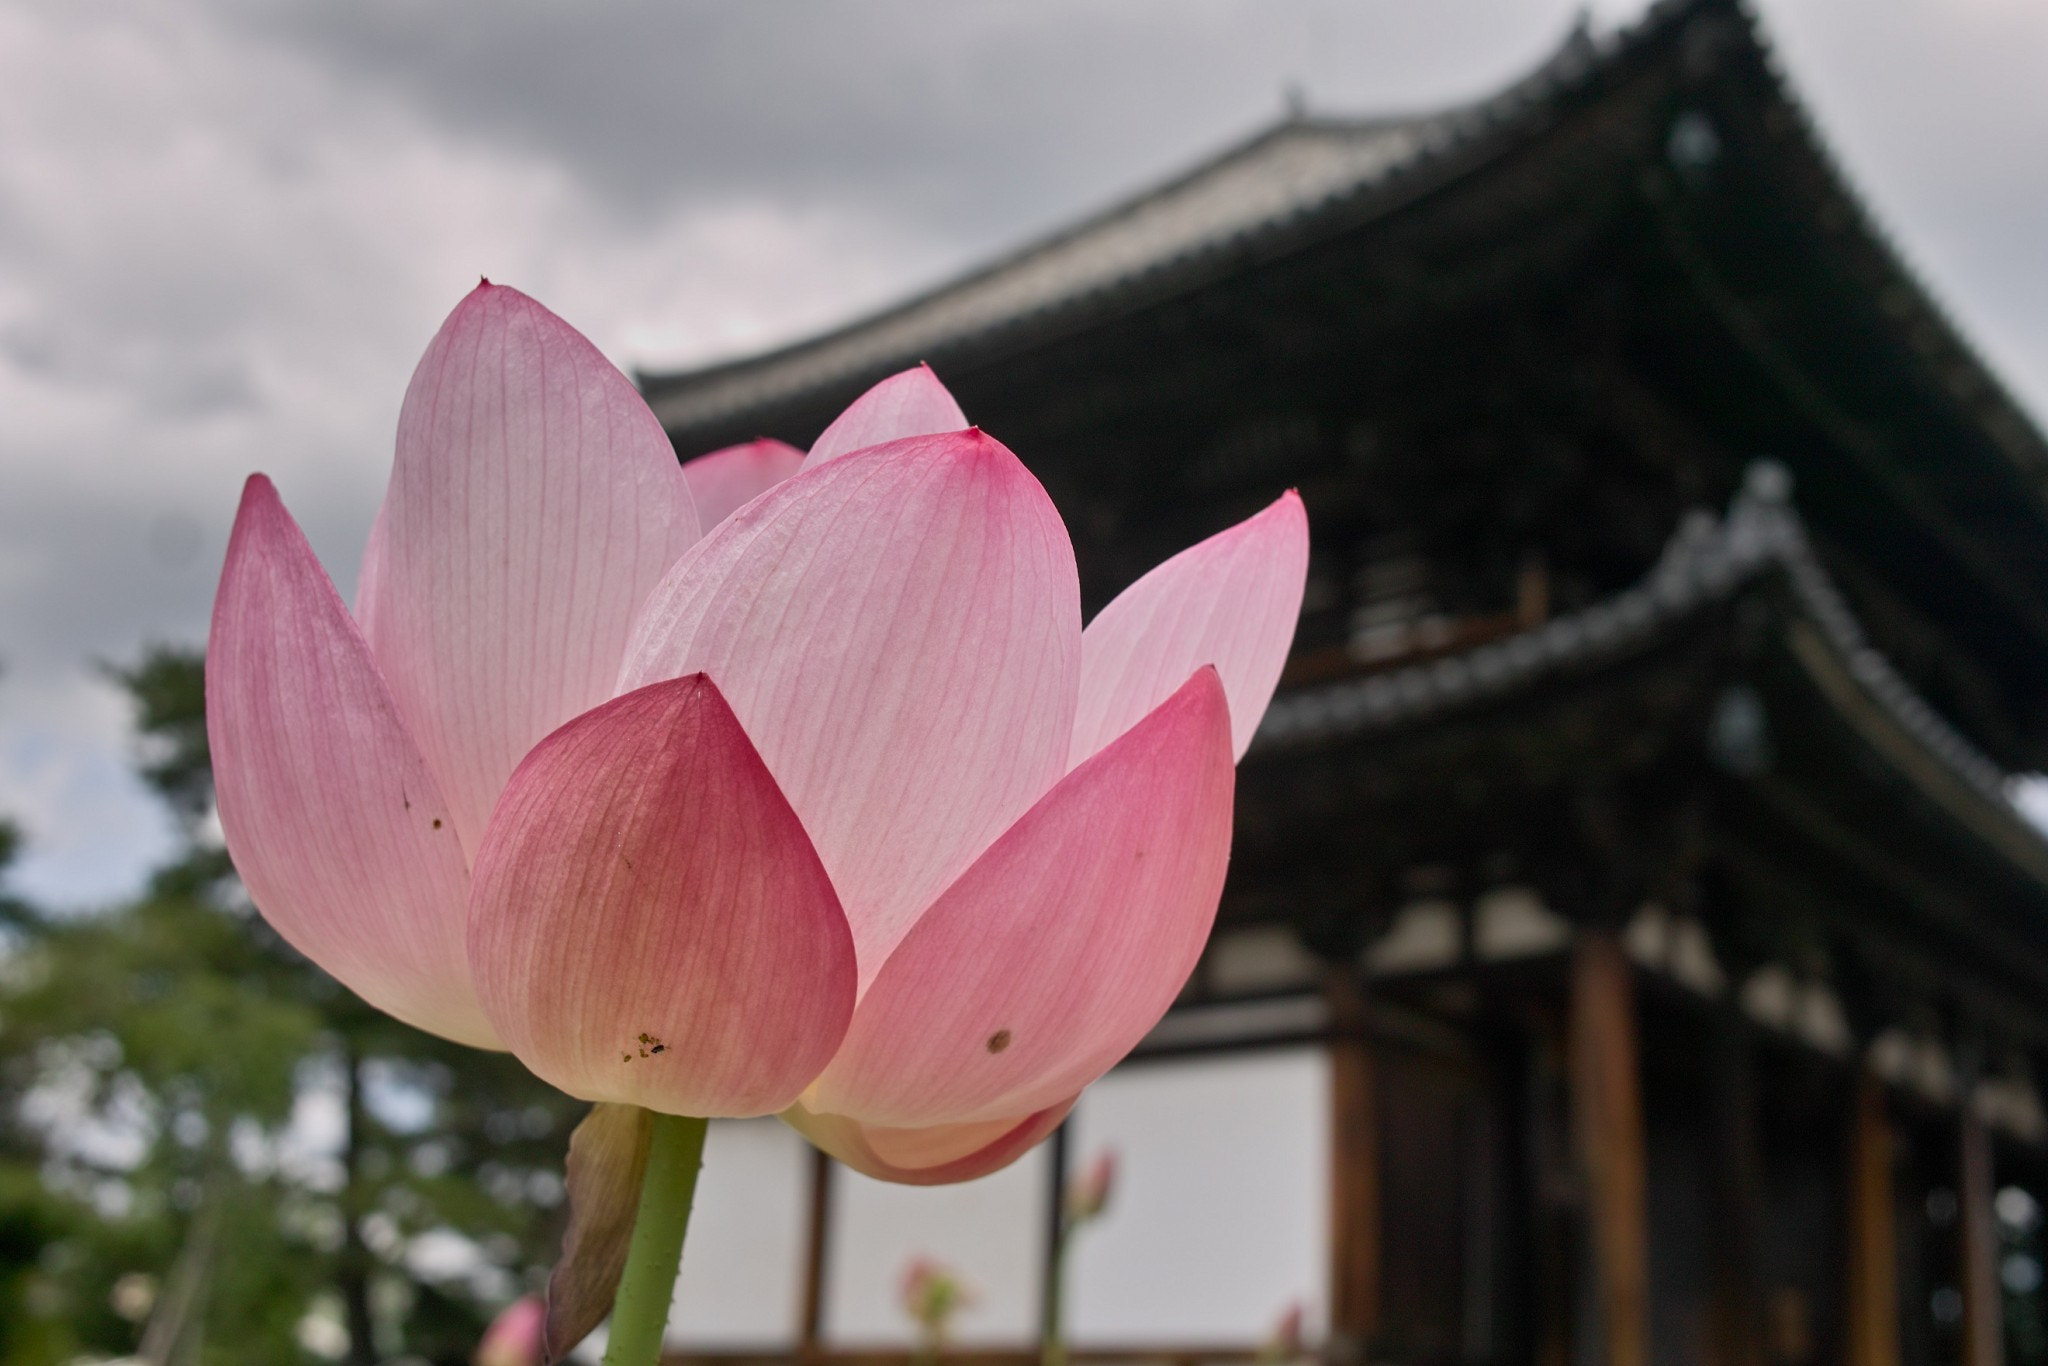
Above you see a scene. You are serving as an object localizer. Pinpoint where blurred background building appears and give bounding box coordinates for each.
[640,1,2048,1363]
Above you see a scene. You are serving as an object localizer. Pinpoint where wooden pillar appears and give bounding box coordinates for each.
[1531,1019,1575,1366]
[1959,1097,2004,1366]
[1845,1073,1901,1366]
[1041,1118,1071,1352]
[797,1145,834,1365]
[1326,967,1380,1363]
[1569,929,1650,1366]
[1707,1015,1765,1366]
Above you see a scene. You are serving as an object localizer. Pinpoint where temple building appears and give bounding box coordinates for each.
[640,1,2048,1363]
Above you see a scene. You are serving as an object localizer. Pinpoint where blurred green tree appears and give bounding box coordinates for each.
[0,647,584,1365]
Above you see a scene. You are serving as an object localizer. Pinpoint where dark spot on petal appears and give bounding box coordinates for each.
[431,818,442,830]
[650,1044,667,1054]
[986,1029,1012,1054]
[621,1053,632,1063]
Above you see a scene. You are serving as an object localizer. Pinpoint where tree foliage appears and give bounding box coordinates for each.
[0,646,584,1365]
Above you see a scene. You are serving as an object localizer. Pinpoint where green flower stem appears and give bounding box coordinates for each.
[1041,1224,1069,1366]
[603,1112,710,1366]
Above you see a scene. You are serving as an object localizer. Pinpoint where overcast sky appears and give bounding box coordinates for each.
[4,0,2048,906]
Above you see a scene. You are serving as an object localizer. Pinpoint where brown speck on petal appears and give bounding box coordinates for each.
[986,1029,1012,1054]
[431,818,442,829]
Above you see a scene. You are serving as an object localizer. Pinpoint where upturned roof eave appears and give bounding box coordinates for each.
[1254,465,2048,898]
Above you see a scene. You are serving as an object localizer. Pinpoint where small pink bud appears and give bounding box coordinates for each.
[475,1295,545,1366]
[1065,1148,1118,1224]
[1258,1301,1308,1364]
[899,1255,974,1334]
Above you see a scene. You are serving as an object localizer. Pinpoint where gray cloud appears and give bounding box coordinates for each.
[6,0,2048,906]
[224,2,1595,246]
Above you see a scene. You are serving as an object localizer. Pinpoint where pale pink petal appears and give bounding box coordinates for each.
[781,1096,1076,1186]
[803,365,968,470]
[1071,492,1308,765]
[620,432,1080,991]
[545,1104,650,1362]
[359,282,702,856]
[208,476,494,1047]
[468,675,855,1116]
[352,500,388,633]
[808,669,1232,1127]
[680,437,805,530]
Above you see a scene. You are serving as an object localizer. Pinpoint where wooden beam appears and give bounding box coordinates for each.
[1845,1073,1901,1366]
[1959,1099,2005,1366]
[665,1348,1268,1366]
[798,1146,834,1365]
[1326,967,1380,1362]
[1569,930,1649,1366]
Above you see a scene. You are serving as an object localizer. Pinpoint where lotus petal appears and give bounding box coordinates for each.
[782,1096,1076,1186]
[803,365,968,469]
[680,438,805,531]
[620,432,1080,990]
[353,500,389,632]
[544,1104,651,1363]
[359,283,701,855]
[808,669,1232,1127]
[468,675,855,1116]
[208,476,492,1046]
[1070,491,1308,765]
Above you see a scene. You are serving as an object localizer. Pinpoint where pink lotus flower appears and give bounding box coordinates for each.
[209,282,1305,1185]
[1258,1302,1309,1364]
[900,1255,975,1334]
[475,1296,546,1366]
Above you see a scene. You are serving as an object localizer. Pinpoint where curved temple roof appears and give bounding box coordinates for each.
[641,27,1594,432]
[640,0,2048,517]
